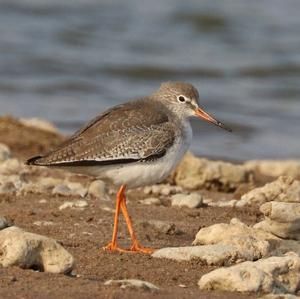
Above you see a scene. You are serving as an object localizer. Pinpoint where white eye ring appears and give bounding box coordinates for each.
[177,95,186,103]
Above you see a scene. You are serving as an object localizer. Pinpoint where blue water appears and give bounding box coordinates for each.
[0,0,299,160]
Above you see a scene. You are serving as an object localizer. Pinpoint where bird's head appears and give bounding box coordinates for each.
[155,81,232,132]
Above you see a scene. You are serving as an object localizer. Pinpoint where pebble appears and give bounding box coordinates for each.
[171,193,203,208]
[140,197,161,206]
[59,200,88,210]
[144,220,177,234]
[144,184,182,196]
[104,279,159,291]
[33,221,55,226]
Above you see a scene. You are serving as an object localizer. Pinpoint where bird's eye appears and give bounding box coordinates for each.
[178,96,186,103]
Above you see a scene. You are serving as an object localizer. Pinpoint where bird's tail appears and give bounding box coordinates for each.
[25,155,45,166]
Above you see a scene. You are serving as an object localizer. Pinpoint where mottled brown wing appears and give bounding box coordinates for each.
[27,99,176,166]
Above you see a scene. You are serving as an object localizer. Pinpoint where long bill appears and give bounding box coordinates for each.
[194,107,232,132]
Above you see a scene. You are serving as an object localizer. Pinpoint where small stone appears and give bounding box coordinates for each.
[0,226,74,273]
[100,206,115,213]
[143,220,177,234]
[88,180,109,200]
[171,193,203,208]
[33,221,55,226]
[206,199,238,208]
[59,200,88,210]
[160,185,172,196]
[0,143,11,162]
[143,184,182,196]
[104,279,159,291]
[39,199,47,204]
[140,197,161,206]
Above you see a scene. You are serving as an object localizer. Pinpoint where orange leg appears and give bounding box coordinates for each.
[119,187,155,254]
[102,185,128,252]
[103,185,155,254]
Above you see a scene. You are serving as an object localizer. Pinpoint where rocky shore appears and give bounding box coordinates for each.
[0,115,300,299]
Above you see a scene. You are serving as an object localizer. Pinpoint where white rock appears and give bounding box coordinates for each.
[245,160,300,178]
[100,206,115,213]
[153,233,270,265]
[0,143,11,162]
[88,180,109,200]
[20,117,59,133]
[260,201,300,223]
[144,184,182,196]
[104,279,159,291]
[152,244,238,264]
[174,152,250,191]
[59,200,88,210]
[193,218,276,246]
[198,253,300,294]
[237,176,300,207]
[140,197,161,206]
[193,218,300,258]
[206,199,238,208]
[171,193,203,208]
[0,226,74,273]
[254,220,300,240]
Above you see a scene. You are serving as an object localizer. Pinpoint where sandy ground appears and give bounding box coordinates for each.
[0,116,263,299]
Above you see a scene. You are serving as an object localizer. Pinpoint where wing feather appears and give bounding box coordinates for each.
[27,99,177,166]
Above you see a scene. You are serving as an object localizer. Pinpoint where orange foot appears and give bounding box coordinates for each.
[130,241,155,254]
[102,242,129,253]
[102,242,155,254]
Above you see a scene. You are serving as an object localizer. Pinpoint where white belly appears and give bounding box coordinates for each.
[63,121,193,188]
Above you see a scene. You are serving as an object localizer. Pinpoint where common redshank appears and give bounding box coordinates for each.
[26,81,231,254]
